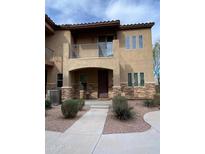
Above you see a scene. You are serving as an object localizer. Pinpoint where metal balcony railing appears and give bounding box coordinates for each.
[45,47,54,63]
[70,42,113,58]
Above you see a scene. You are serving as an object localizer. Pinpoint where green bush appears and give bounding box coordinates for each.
[144,94,160,107]
[61,99,79,118]
[144,99,154,107]
[78,99,85,110]
[45,100,51,109]
[112,96,134,120]
[153,93,160,106]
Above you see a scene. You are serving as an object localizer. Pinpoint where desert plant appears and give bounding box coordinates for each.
[45,99,51,109]
[144,99,154,107]
[61,99,80,118]
[75,99,85,110]
[78,99,85,110]
[112,96,134,120]
[153,93,160,106]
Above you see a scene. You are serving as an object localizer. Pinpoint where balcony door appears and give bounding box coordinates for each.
[98,36,113,57]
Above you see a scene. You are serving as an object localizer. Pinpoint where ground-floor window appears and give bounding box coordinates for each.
[128,73,132,86]
[57,73,63,87]
[128,72,145,87]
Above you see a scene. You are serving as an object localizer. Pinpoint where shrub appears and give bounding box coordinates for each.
[112,96,134,120]
[144,99,154,107]
[45,99,51,109]
[78,99,85,110]
[61,99,79,118]
[153,93,160,106]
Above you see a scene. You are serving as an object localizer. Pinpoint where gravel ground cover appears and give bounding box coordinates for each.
[103,100,159,134]
[46,105,89,132]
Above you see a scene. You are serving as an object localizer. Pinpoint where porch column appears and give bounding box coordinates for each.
[113,63,121,97]
[61,43,73,101]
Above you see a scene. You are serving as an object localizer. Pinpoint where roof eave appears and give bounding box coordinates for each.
[120,22,155,30]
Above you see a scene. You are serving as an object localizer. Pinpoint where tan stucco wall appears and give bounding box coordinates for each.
[46,27,155,96]
[45,30,71,89]
[117,29,155,83]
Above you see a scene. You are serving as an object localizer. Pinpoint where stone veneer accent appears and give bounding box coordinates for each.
[121,83,156,99]
[62,83,155,100]
[72,83,98,99]
[61,87,73,101]
[113,86,121,97]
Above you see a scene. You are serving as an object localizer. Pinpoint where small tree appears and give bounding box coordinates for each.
[153,41,160,85]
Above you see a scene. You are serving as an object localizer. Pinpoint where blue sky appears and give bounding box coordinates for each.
[46,0,160,44]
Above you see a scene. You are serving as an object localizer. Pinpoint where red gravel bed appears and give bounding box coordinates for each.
[103,100,159,134]
[45,105,89,132]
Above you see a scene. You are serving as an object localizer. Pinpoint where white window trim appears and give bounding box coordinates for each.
[139,35,143,48]
[125,36,130,49]
[133,72,145,87]
[132,35,137,49]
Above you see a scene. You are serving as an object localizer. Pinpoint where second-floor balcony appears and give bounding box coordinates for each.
[70,42,113,59]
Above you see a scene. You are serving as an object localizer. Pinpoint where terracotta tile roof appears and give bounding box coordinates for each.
[57,20,120,30]
[45,14,154,30]
[120,22,155,30]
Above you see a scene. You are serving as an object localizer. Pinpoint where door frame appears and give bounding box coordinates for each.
[98,69,109,98]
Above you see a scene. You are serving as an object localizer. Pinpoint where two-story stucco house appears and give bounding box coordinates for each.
[45,14,156,101]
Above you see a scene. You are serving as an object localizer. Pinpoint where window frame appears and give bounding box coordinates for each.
[128,73,132,86]
[139,35,143,48]
[139,72,145,86]
[134,73,138,86]
[132,35,137,49]
[125,36,130,49]
[57,73,63,87]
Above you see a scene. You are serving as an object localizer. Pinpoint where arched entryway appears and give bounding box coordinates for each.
[69,67,113,99]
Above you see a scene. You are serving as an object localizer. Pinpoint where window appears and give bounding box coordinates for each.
[128,72,145,87]
[140,72,144,86]
[134,73,138,86]
[128,73,132,86]
[139,35,143,48]
[57,73,63,87]
[132,36,137,49]
[125,36,130,49]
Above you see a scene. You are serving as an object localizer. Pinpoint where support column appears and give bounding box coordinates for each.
[112,63,121,97]
[61,42,73,101]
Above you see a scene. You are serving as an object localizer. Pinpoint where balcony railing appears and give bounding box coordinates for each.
[70,42,113,58]
[45,47,54,64]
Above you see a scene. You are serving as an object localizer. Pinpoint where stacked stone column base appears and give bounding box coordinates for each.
[121,83,156,99]
[61,87,73,101]
[112,86,121,97]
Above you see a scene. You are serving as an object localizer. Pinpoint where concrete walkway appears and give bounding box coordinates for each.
[46,108,160,154]
[45,108,108,154]
[94,111,160,154]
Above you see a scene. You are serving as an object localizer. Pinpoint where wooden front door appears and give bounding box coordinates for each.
[98,70,108,98]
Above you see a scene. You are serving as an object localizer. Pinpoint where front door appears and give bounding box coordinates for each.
[98,70,108,98]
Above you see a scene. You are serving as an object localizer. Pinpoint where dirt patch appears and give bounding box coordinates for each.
[45,105,89,132]
[103,100,159,134]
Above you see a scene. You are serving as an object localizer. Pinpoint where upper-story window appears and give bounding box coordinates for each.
[125,36,130,49]
[132,36,137,49]
[125,35,143,49]
[139,35,143,48]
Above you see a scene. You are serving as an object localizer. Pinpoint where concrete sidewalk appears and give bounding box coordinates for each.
[46,108,160,154]
[45,108,108,154]
[94,111,160,154]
